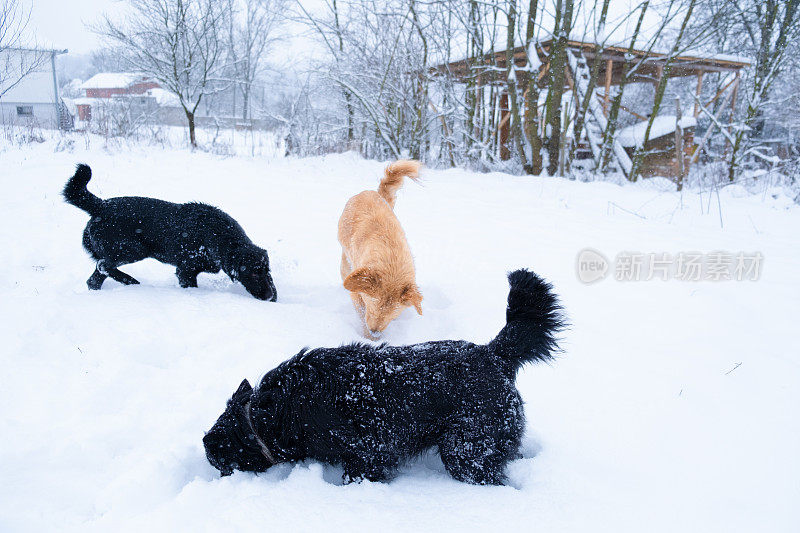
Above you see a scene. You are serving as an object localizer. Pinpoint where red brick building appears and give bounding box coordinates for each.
[75,73,160,121]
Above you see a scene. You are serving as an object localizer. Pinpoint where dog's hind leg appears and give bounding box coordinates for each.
[87,260,138,289]
[87,265,107,290]
[439,436,508,485]
[438,416,521,485]
[107,267,140,286]
[92,259,140,286]
[175,265,200,288]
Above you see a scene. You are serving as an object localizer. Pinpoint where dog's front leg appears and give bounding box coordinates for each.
[349,293,378,339]
[348,291,365,317]
[176,265,200,288]
[342,455,396,484]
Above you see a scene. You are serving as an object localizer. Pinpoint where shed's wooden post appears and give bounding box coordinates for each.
[499,91,510,160]
[675,96,685,191]
[694,71,704,118]
[487,83,496,151]
[725,71,741,156]
[654,64,663,88]
[475,72,483,140]
[603,58,613,116]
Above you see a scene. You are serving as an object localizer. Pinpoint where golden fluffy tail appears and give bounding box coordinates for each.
[377,159,421,208]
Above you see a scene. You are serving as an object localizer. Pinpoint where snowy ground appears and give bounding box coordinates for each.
[1,135,798,532]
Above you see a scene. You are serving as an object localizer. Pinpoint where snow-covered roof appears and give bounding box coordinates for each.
[147,88,180,107]
[80,73,148,90]
[61,97,77,115]
[679,50,752,65]
[617,116,697,148]
[71,90,179,109]
[439,40,751,77]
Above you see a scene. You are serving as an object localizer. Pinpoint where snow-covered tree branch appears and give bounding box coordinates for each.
[95,0,227,147]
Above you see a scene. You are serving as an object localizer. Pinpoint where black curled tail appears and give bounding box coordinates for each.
[489,269,566,372]
[63,164,103,215]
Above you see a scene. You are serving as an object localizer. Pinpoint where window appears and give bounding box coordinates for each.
[16,106,33,117]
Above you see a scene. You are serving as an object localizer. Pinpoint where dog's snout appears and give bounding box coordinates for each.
[254,279,276,302]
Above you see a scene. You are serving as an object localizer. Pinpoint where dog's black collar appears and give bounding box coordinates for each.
[244,401,279,466]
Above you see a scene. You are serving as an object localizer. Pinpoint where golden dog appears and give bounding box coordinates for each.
[338,160,422,338]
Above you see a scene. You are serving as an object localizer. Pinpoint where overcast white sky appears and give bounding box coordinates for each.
[26,0,115,54]
[23,0,681,61]
[24,0,323,59]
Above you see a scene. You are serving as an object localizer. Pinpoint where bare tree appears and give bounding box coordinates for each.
[628,0,698,181]
[226,0,284,121]
[463,0,484,156]
[0,0,46,99]
[597,0,682,173]
[568,0,610,165]
[96,0,227,147]
[90,48,128,73]
[293,0,356,142]
[715,0,800,180]
[522,0,543,174]
[504,0,528,170]
[542,0,575,175]
[295,0,440,160]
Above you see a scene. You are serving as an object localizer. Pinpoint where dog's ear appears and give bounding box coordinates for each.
[343,268,381,297]
[232,379,252,400]
[401,285,423,315]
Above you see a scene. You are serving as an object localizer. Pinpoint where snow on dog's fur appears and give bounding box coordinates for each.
[203,269,566,484]
[62,164,277,301]
[338,160,422,337]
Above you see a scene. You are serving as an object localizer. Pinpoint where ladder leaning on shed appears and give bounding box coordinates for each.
[566,50,632,177]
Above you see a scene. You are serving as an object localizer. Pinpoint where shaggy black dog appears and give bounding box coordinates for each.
[203,269,565,484]
[63,164,276,301]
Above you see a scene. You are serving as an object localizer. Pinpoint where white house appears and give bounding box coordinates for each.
[0,47,72,129]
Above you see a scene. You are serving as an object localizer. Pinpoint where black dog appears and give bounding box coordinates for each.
[203,269,564,484]
[63,164,277,301]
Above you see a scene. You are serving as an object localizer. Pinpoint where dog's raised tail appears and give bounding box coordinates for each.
[489,269,566,372]
[63,164,103,215]
[377,159,421,208]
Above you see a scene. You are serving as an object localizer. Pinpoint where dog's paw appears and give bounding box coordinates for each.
[342,473,365,485]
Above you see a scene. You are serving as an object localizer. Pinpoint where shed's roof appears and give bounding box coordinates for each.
[437,40,751,81]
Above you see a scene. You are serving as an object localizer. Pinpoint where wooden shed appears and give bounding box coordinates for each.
[434,40,750,181]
